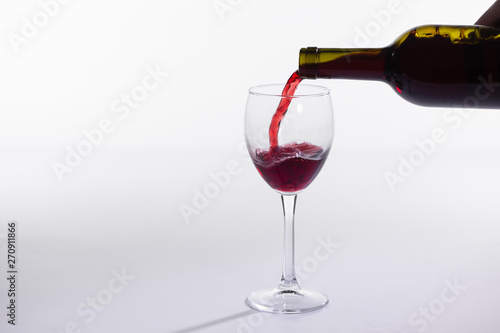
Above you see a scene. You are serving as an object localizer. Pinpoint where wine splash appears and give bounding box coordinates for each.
[253,141,327,192]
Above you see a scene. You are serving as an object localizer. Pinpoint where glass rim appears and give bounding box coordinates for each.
[248,84,330,98]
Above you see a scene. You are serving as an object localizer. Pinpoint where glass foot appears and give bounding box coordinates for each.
[246,286,329,314]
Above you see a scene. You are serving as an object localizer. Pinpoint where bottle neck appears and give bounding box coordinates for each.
[298,47,388,81]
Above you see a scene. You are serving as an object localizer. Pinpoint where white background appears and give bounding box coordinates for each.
[2,0,500,332]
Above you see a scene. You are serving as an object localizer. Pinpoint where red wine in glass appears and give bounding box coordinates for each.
[251,71,328,193]
[253,141,328,193]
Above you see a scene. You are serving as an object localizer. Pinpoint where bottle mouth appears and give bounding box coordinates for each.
[298,47,319,79]
[248,84,329,98]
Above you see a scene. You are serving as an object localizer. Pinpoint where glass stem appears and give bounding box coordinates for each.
[279,194,300,290]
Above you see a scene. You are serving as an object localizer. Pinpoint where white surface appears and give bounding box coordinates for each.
[2,0,500,332]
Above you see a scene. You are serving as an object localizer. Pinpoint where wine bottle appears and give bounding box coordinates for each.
[299,25,500,108]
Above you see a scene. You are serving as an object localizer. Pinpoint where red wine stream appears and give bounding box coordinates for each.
[269,70,302,148]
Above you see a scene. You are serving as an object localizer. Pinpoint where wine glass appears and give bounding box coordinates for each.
[244,83,334,313]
